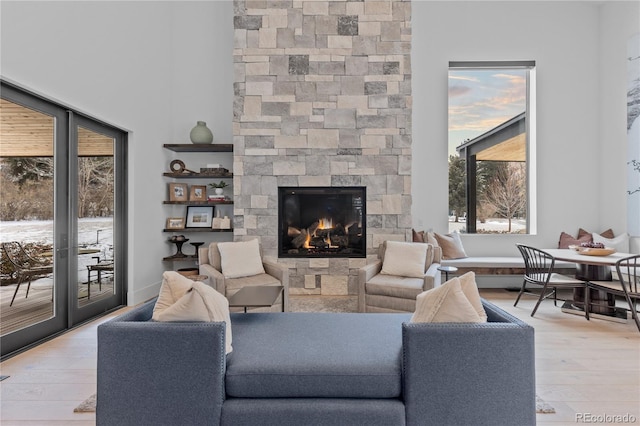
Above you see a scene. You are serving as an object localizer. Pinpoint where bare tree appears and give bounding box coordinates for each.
[482,162,526,232]
[77,157,114,218]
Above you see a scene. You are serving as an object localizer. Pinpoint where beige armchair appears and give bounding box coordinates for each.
[198,240,289,312]
[358,241,442,313]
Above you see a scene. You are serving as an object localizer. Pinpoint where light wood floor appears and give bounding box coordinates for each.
[1,289,638,425]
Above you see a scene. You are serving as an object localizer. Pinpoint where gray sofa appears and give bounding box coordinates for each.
[97,298,536,426]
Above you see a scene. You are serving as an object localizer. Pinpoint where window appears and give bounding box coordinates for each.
[448,61,536,234]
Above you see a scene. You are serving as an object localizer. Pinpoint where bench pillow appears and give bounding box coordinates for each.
[558,231,591,249]
[433,231,467,260]
[593,232,630,253]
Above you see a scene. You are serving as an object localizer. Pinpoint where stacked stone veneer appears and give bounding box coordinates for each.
[233,0,412,296]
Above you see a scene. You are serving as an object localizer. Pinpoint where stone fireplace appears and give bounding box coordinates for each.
[278,186,366,258]
[233,0,412,296]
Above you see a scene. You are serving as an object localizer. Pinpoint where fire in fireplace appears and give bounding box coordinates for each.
[278,187,366,258]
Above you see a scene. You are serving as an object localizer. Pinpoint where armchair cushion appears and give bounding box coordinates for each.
[380,241,428,278]
[365,274,425,300]
[218,239,265,279]
[225,273,282,295]
[152,271,233,354]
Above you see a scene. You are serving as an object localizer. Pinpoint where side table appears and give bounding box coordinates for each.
[437,266,458,282]
[187,274,208,283]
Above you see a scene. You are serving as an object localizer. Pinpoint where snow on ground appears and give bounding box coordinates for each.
[0,218,114,282]
[449,218,527,233]
[0,217,113,246]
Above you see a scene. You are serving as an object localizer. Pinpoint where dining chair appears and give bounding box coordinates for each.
[587,254,640,332]
[514,244,589,318]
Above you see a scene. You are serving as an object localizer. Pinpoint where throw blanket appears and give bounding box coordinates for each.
[153,271,232,354]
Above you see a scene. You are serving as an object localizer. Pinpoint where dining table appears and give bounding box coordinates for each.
[544,248,634,321]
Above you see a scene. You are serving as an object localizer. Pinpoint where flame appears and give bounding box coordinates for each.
[302,217,336,249]
[318,218,333,229]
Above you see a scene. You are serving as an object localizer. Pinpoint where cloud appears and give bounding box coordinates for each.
[449,85,471,97]
[448,69,528,147]
[449,75,479,82]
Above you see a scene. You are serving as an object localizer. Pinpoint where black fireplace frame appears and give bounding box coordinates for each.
[278,186,366,258]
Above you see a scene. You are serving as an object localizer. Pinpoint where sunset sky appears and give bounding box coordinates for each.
[448,69,526,156]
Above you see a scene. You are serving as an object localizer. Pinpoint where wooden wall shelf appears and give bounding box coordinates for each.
[162,255,198,262]
[163,144,233,152]
[162,228,234,233]
[163,200,233,205]
[163,172,233,179]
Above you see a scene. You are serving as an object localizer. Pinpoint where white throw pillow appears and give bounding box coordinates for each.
[153,271,233,354]
[217,239,265,279]
[458,272,488,322]
[410,276,486,323]
[593,232,630,253]
[381,241,428,278]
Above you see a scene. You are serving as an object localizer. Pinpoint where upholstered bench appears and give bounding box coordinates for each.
[441,256,576,276]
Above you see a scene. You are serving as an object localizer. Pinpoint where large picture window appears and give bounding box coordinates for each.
[448,61,536,234]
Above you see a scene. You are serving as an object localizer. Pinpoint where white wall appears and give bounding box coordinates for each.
[2,1,636,300]
[411,1,636,257]
[0,1,234,304]
[600,1,640,238]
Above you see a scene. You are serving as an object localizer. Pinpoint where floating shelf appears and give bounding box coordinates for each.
[162,200,233,205]
[162,228,234,233]
[163,144,233,152]
[163,172,233,179]
[162,255,198,262]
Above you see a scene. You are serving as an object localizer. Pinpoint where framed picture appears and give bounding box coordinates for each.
[189,185,207,202]
[166,217,185,230]
[185,206,214,228]
[169,183,188,202]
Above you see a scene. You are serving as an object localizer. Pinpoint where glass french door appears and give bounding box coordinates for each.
[69,114,126,324]
[0,81,126,358]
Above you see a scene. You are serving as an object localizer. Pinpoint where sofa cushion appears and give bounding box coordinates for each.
[410,276,485,323]
[365,274,425,299]
[458,272,488,322]
[380,241,428,278]
[152,271,233,354]
[226,312,409,399]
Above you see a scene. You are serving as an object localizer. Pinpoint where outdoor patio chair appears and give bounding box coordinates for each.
[1,241,54,306]
[514,244,589,319]
[87,248,114,287]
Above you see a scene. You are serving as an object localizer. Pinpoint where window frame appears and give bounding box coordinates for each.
[448,60,537,235]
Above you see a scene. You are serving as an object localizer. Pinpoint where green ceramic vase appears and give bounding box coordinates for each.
[190,121,213,144]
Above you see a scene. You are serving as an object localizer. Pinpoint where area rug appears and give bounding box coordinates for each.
[535,395,556,413]
[75,393,555,414]
[73,393,96,413]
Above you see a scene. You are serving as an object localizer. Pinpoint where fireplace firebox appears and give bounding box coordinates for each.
[278,187,366,258]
